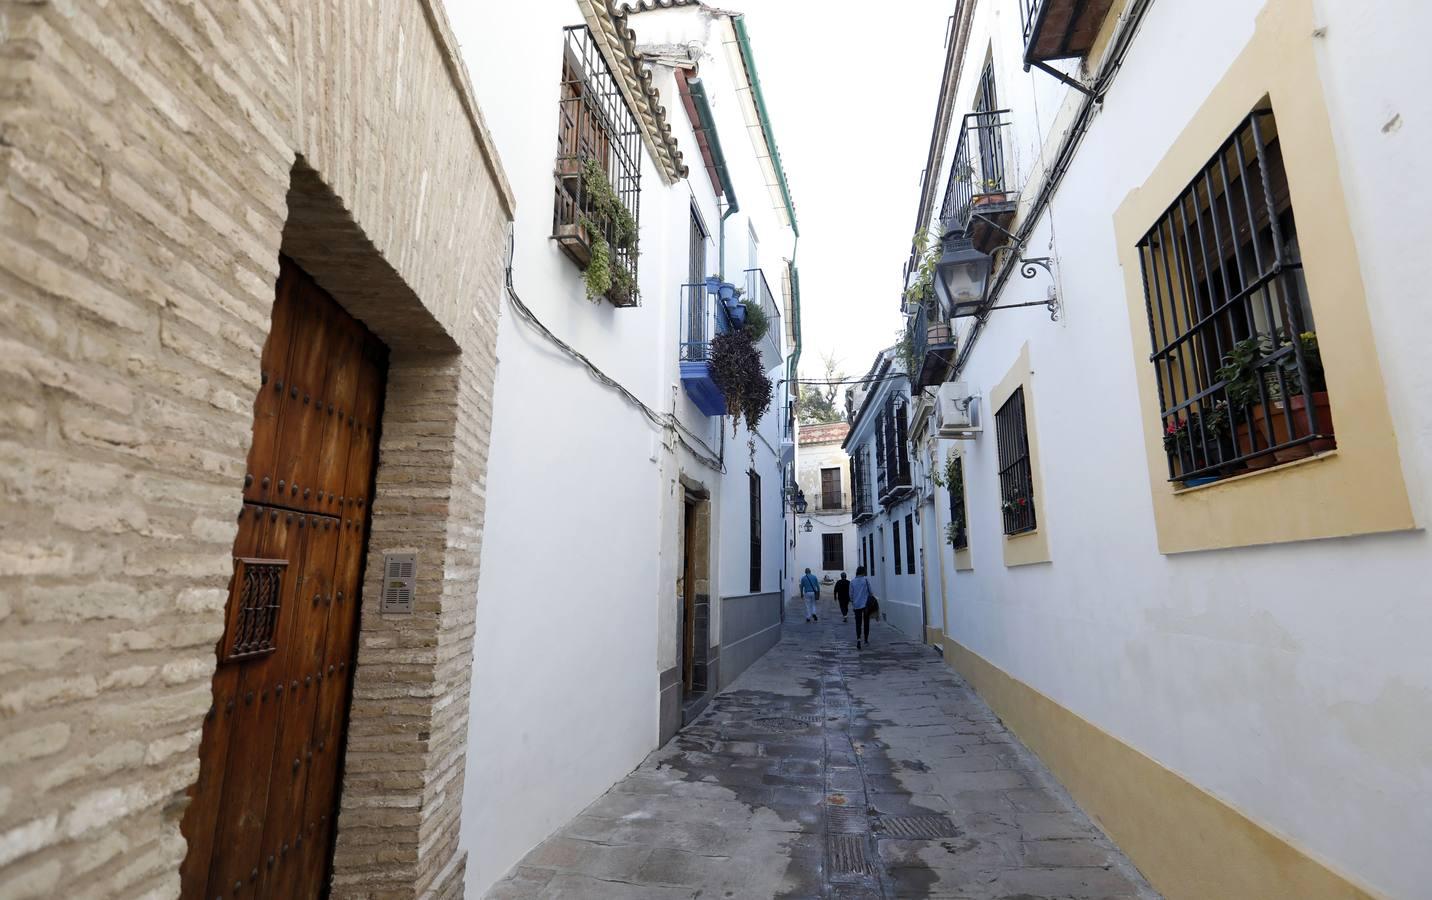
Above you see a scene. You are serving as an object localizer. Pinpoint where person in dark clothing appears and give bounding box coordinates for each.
[834,572,851,622]
[850,566,875,649]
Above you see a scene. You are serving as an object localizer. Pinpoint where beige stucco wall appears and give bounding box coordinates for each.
[0,1,510,897]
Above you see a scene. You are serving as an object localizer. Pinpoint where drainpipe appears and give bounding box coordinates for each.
[731,15,801,419]
[687,77,739,280]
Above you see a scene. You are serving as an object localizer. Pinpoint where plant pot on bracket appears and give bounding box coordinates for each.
[1241,392,1336,466]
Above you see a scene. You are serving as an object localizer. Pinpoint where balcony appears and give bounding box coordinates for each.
[1021,0,1117,71]
[816,490,851,513]
[939,110,1017,255]
[744,267,783,371]
[678,281,735,416]
[910,299,956,389]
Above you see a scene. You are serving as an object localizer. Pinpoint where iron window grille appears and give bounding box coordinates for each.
[995,387,1037,535]
[553,25,642,305]
[1136,108,1331,482]
[892,525,902,575]
[852,451,873,521]
[749,470,761,593]
[821,534,844,571]
[904,514,916,573]
[948,457,969,551]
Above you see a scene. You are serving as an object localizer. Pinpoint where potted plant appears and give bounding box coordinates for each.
[740,296,770,343]
[1162,411,1225,487]
[705,277,745,329]
[972,177,1006,206]
[1277,331,1336,455]
[577,160,640,306]
[1216,334,1279,469]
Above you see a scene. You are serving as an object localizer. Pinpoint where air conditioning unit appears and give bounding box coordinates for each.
[934,381,982,439]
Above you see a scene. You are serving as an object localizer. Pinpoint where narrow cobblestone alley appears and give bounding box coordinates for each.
[487,601,1159,899]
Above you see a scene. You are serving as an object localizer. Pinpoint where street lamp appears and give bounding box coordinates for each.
[802,519,814,533]
[792,492,808,515]
[934,232,993,319]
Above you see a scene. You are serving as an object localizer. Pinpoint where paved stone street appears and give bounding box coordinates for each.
[487,600,1159,899]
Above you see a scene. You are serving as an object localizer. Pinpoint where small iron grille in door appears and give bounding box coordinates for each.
[995,387,1037,535]
[220,558,287,663]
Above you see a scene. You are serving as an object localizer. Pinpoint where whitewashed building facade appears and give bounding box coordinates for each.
[450,2,800,894]
[792,423,858,592]
[900,0,1432,897]
[844,351,926,641]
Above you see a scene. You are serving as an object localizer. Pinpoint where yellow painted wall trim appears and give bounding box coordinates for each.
[990,344,1051,567]
[942,637,1378,900]
[1112,0,1414,554]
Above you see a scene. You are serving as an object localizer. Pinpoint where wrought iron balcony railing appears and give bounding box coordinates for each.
[939,110,1015,236]
[744,267,783,371]
[910,298,956,389]
[1021,0,1117,70]
[678,281,738,416]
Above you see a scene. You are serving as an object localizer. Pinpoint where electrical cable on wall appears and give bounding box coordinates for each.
[502,258,726,472]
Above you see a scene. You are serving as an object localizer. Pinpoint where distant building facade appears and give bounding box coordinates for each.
[793,422,857,591]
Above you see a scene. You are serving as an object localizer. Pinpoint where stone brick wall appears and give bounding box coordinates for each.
[0,1,510,897]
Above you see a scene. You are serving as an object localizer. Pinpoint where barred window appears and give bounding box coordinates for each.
[821,534,844,571]
[948,456,968,551]
[553,26,643,306]
[749,470,761,593]
[892,524,902,575]
[1137,107,1333,483]
[995,387,1036,535]
[904,514,915,573]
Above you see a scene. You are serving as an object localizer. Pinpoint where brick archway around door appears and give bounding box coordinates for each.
[281,160,497,897]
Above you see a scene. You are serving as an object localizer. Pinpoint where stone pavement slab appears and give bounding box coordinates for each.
[484,600,1160,899]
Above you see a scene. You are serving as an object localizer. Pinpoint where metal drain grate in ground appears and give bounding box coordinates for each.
[826,806,869,834]
[828,833,876,875]
[875,814,961,839]
[750,715,818,731]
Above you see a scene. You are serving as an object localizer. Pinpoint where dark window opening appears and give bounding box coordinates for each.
[748,470,761,593]
[821,534,844,571]
[948,456,969,551]
[892,525,902,575]
[904,514,915,573]
[995,387,1037,535]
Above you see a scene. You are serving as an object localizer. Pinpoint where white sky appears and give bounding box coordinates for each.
[734,0,955,386]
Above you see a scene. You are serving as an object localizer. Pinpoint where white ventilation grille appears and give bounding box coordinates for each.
[381,551,416,614]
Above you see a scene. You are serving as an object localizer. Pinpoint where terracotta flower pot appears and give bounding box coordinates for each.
[972,192,1007,207]
[926,323,952,343]
[1291,391,1336,453]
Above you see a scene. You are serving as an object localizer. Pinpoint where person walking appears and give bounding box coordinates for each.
[799,568,821,623]
[849,566,877,649]
[834,572,851,622]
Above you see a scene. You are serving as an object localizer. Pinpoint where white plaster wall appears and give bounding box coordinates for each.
[929,1,1432,895]
[451,8,668,893]
[451,7,797,892]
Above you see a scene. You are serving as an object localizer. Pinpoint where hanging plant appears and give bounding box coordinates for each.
[579,159,639,302]
[709,328,773,436]
[583,231,613,300]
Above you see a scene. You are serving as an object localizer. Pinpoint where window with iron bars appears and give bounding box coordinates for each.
[1137,107,1332,482]
[948,456,968,551]
[749,470,761,593]
[821,534,844,571]
[552,26,642,306]
[995,387,1037,535]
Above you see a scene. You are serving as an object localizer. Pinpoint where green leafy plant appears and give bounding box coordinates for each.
[579,160,639,301]
[1275,330,1325,396]
[740,297,770,343]
[945,521,965,548]
[903,227,942,306]
[584,232,612,300]
[710,328,773,435]
[896,327,918,377]
[1215,334,1273,410]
